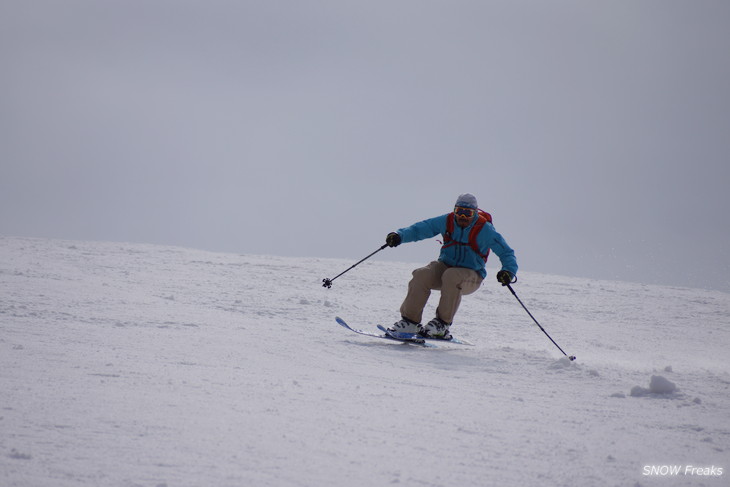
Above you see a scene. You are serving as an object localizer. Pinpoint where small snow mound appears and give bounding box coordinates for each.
[630,386,649,397]
[649,375,677,394]
[630,375,677,397]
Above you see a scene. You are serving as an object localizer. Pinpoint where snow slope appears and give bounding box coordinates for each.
[1,237,728,487]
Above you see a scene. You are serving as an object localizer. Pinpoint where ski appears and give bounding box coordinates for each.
[336,317,435,347]
[377,325,475,346]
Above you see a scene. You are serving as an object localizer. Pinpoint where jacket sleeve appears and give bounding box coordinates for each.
[488,230,518,276]
[397,214,449,244]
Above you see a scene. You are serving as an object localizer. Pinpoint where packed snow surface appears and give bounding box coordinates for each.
[1,237,728,486]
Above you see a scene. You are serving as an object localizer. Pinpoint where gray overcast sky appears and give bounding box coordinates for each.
[2,0,729,293]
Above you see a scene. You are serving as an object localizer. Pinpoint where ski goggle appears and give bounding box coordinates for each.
[454,206,476,218]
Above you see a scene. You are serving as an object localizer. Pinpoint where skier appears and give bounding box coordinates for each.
[385,193,518,339]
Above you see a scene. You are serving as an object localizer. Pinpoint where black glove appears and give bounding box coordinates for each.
[386,232,402,247]
[496,270,514,286]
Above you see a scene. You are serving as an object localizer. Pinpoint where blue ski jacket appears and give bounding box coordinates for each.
[396,213,518,279]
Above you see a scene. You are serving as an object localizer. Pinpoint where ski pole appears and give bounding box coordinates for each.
[505,283,576,361]
[322,244,388,288]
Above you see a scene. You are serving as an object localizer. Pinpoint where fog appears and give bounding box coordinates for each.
[2,0,729,292]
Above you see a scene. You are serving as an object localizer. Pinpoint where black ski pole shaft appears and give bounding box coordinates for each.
[322,244,388,288]
[506,283,576,361]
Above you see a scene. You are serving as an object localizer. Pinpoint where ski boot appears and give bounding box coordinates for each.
[421,317,453,340]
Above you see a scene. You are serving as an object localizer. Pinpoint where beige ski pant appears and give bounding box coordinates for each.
[400,260,483,324]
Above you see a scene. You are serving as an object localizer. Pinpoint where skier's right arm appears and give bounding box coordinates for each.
[391,214,449,245]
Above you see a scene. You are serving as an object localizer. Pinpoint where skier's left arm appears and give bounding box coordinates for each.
[487,229,518,277]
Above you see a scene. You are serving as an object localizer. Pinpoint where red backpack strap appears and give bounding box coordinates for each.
[478,209,492,223]
[469,212,491,262]
[442,212,456,247]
